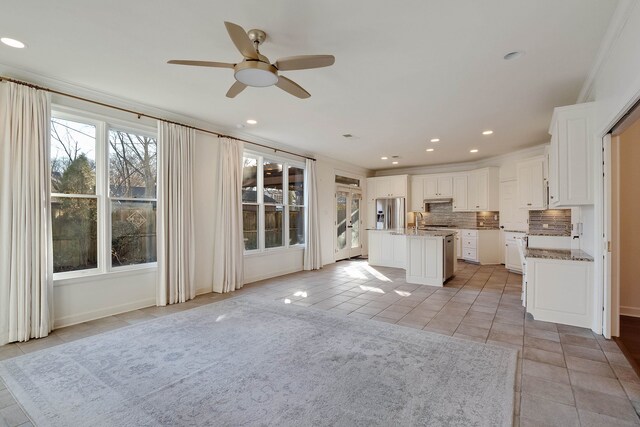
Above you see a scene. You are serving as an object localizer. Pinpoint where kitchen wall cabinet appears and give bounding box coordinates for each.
[504,231,526,273]
[452,175,468,211]
[466,168,499,211]
[409,176,424,212]
[460,229,500,264]
[367,175,408,199]
[548,102,594,206]
[517,156,546,210]
[424,175,453,198]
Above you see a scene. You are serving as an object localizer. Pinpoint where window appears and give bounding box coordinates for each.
[241,152,305,252]
[50,110,157,276]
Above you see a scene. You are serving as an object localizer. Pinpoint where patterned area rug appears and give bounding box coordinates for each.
[0,295,517,426]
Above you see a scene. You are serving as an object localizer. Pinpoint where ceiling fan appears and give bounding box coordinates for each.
[167,21,335,99]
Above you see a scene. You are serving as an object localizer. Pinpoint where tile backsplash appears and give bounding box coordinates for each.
[528,209,572,236]
[415,202,499,228]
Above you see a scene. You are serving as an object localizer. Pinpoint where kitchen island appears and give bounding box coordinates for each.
[368,229,455,286]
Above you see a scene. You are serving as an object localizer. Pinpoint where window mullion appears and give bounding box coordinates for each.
[258,156,265,251]
[284,163,289,248]
[96,120,109,274]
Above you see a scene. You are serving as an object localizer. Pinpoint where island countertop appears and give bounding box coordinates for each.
[367,228,455,237]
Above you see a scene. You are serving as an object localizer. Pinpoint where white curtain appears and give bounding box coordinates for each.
[212,137,244,293]
[0,82,53,345]
[157,122,196,306]
[303,158,322,270]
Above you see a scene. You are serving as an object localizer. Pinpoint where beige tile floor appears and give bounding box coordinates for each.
[1,260,639,426]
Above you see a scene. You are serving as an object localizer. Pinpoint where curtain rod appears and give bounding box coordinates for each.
[0,75,316,162]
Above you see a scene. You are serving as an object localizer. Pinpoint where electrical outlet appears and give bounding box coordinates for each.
[542,224,549,229]
[480,221,484,226]
[494,214,498,220]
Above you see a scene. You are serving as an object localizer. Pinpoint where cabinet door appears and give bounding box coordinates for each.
[517,163,533,209]
[558,112,591,205]
[548,132,559,206]
[517,159,545,209]
[437,176,453,197]
[452,175,468,211]
[456,234,462,258]
[410,177,424,211]
[423,176,438,198]
[500,181,528,231]
[505,242,522,272]
[476,170,489,210]
[376,179,391,198]
[391,175,407,198]
[467,175,478,211]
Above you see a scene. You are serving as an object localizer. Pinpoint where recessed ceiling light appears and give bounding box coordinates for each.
[482,130,493,135]
[381,156,388,160]
[504,51,524,60]
[470,149,479,153]
[1,37,25,48]
[430,138,440,143]
[392,161,399,165]
[246,119,257,125]
[426,148,434,152]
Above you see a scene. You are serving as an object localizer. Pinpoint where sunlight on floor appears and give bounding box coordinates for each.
[363,264,392,282]
[344,266,368,279]
[394,290,411,297]
[359,285,385,294]
[293,291,308,298]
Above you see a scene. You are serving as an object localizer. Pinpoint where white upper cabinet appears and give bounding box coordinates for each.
[500,180,528,232]
[409,176,424,212]
[423,175,453,198]
[548,102,594,206]
[517,156,546,210]
[367,175,408,199]
[467,167,499,211]
[452,175,468,211]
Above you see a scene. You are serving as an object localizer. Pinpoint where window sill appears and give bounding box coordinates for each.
[54,263,157,287]
[244,246,305,258]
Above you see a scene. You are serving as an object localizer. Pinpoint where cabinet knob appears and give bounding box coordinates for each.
[550,196,554,199]
[527,203,532,206]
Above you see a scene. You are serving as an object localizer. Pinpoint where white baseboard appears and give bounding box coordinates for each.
[196,286,212,296]
[620,306,640,318]
[54,297,156,329]
[245,266,303,284]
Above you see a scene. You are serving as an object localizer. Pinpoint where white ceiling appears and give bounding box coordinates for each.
[0,0,617,170]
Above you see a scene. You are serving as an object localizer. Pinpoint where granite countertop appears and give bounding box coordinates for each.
[367,228,454,237]
[419,226,500,231]
[504,230,527,233]
[524,248,594,262]
[527,232,572,237]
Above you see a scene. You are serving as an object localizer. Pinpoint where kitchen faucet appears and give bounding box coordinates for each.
[414,212,424,230]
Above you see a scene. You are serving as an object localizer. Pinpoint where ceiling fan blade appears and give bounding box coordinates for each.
[276,76,311,99]
[275,55,335,71]
[224,21,259,60]
[167,60,234,69]
[226,81,247,98]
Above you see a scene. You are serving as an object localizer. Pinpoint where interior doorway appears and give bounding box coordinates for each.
[606,102,640,373]
[335,187,363,261]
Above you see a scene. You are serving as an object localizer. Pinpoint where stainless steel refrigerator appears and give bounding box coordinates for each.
[375,198,405,230]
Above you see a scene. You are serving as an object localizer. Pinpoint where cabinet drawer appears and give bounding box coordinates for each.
[504,232,526,242]
[463,248,477,261]
[462,238,477,249]
[461,229,478,238]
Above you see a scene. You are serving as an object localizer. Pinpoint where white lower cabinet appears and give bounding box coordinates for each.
[504,232,526,273]
[526,258,593,329]
[460,229,500,264]
[368,231,406,268]
[405,236,444,286]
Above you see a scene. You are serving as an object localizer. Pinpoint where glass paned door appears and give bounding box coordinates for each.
[335,189,362,261]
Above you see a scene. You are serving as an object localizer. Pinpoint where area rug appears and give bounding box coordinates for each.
[0,295,517,426]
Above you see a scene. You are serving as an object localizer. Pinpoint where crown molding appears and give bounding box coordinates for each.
[577,0,637,103]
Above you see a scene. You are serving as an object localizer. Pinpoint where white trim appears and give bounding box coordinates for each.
[620,306,640,318]
[577,0,638,103]
[54,264,157,287]
[53,296,156,328]
[243,246,304,258]
[244,265,303,285]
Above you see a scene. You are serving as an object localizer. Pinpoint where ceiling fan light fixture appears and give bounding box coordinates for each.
[234,61,278,87]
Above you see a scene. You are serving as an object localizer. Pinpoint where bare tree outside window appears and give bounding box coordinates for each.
[108,130,157,267]
[50,118,98,273]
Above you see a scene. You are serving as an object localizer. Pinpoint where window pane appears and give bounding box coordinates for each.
[243,204,258,250]
[111,200,157,267]
[51,197,98,273]
[109,130,157,198]
[263,161,283,204]
[242,157,258,203]
[335,175,360,187]
[265,205,284,248]
[289,206,305,246]
[288,166,304,205]
[336,192,347,250]
[50,118,96,195]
